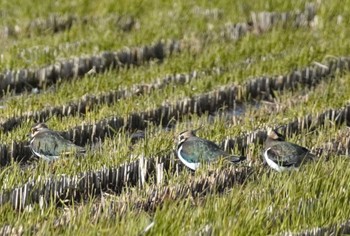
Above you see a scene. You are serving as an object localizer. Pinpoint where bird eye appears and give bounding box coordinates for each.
[179,135,184,142]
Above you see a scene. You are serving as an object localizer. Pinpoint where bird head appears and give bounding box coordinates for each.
[267,127,285,141]
[30,123,49,138]
[176,126,202,145]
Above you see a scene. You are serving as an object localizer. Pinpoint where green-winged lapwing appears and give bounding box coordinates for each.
[263,128,315,172]
[175,129,245,171]
[29,123,85,161]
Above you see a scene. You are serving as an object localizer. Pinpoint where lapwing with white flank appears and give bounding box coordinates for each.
[175,128,246,171]
[29,123,85,161]
[263,128,315,172]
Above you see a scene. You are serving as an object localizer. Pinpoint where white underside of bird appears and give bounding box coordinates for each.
[31,149,60,161]
[29,139,60,161]
[177,145,200,171]
[263,147,298,172]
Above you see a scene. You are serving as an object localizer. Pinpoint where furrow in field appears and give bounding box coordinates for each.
[0,52,340,133]
[0,107,349,210]
[0,48,301,132]
[221,3,317,41]
[0,14,138,39]
[49,166,251,229]
[0,55,347,165]
[0,67,221,132]
[0,39,182,97]
[0,3,317,97]
[0,165,250,234]
[0,1,316,40]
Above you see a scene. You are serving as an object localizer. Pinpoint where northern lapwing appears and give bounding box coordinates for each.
[29,123,85,161]
[263,128,315,172]
[175,129,245,171]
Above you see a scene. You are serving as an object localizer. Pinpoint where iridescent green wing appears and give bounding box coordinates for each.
[179,137,227,163]
[267,142,310,167]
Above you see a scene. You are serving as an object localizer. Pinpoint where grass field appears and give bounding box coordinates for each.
[0,0,350,235]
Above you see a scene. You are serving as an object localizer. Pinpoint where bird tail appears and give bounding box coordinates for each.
[308,152,319,162]
[227,155,246,163]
